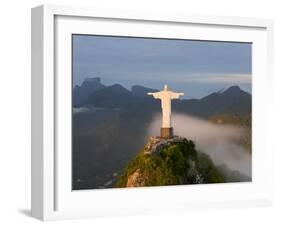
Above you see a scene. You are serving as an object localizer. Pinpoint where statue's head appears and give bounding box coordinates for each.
[164,84,168,91]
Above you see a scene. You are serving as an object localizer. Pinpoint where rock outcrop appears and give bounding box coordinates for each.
[126,169,145,187]
[144,136,187,154]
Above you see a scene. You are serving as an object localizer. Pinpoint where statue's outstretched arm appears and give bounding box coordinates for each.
[171,92,184,99]
[147,91,161,99]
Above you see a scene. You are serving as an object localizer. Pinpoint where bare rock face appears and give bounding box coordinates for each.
[126,169,145,187]
[144,136,186,155]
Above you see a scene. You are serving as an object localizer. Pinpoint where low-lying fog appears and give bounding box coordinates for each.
[147,113,251,176]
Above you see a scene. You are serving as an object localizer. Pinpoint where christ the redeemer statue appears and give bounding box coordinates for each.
[148,84,184,138]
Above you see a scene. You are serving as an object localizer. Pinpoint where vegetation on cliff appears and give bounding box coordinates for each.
[116,137,225,187]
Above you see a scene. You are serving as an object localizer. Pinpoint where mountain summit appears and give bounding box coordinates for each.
[73,77,106,105]
[116,136,225,187]
[222,85,249,96]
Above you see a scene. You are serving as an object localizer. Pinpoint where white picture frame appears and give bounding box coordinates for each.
[31,4,274,221]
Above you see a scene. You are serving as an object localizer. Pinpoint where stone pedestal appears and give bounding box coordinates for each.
[161,127,174,138]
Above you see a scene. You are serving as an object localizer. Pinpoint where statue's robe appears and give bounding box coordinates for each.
[149,90,183,128]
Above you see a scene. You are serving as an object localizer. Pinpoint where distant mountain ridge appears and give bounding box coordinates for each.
[86,84,135,108]
[74,77,251,118]
[174,85,251,117]
[131,85,159,97]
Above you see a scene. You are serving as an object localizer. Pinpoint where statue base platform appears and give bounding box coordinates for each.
[161,127,174,138]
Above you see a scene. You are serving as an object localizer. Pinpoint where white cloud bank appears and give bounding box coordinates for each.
[185,73,251,84]
[147,113,251,176]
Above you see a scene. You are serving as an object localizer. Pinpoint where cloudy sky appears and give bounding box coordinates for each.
[73,35,252,99]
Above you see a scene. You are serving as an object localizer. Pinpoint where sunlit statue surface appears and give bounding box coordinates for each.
[148,84,184,138]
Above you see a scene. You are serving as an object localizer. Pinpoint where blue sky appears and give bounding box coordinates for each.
[73,35,251,99]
